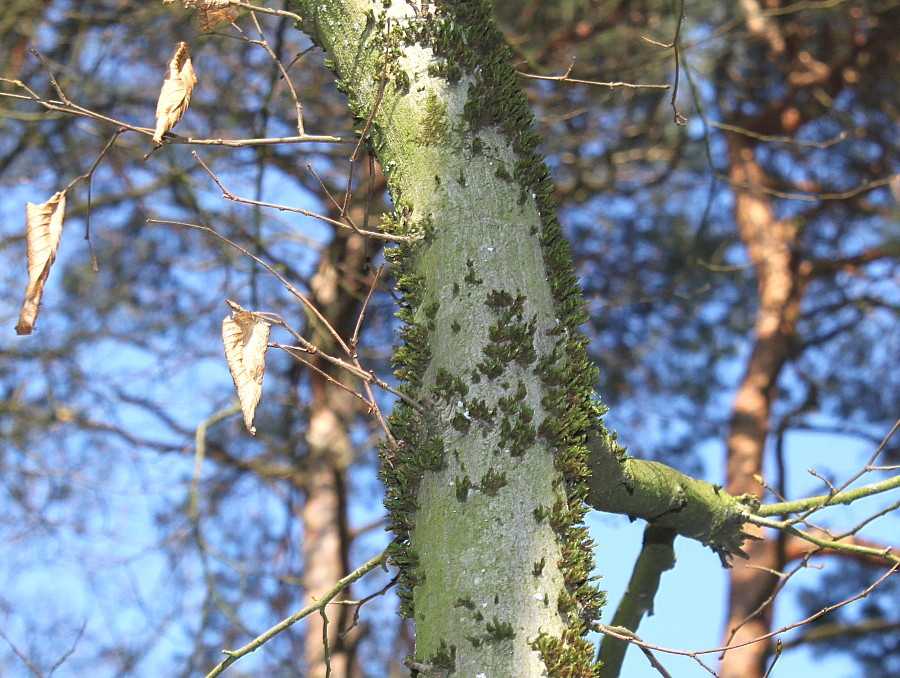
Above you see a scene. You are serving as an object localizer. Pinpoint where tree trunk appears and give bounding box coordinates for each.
[301,229,372,678]
[719,132,802,678]
[294,1,605,675]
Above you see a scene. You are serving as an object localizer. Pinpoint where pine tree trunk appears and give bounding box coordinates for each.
[302,228,373,678]
[719,132,802,678]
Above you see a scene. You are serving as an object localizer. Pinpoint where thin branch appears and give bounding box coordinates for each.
[338,573,399,639]
[832,418,900,494]
[780,619,900,650]
[706,120,846,148]
[28,48,70,104]
[1,77,153,136]
[722,551,818,648]
[341,36,390,217]
[63,128,128,271]
[761,639,783,678]
[596,625,716,676]
[746,514,897,563]
[247,10,304,135]
[272,343,423,412]
[306,162,363,235]
[229,0,302,23]
[160,133,349,146]
[320,608,332,677]
[1,75,348,148]
[203,546,392,678]
[756,419,900,526]
[275,344,376,411]
[0,625,44,677]
[756,474,900,519]
[150,218,352,356]
[352,262,384,349]
[806,467,836,494]
[642,0,688,124]
[189,152,406,241]
[187,404,252,638]
[721,173,896,202]
[48,621,86,676]
[516,58,669,90]
[597,626,677,678]
[594,563,898,660]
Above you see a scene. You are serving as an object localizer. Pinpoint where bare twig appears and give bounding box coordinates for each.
[721,173,897,202]
[29,48,70,104]
[229,0,302,23]
[642,0,688,124]
[158,133,349,146]
[48,621,86,676]
[272,343,423,412]
[1,77,153,136]
[275,344,376,412]
[149,218,352,355]
[747,513,897,563]
[247,10,305,135]
[306,162,363,235]
[707,120,846,148]
[320,608,332,678]
[598,562,898,663]
[65,128,127,271]
[761,639,783,678]
[189,152,406,241]
[595,625,678,677]
[0,80,346,148]
[0,625,45,677]
[352,262,384,349]
[342,19,391,216]
[337,573,399,638]
[806,467,836,494]
[203,546,392,678]
[834,418,900,493]
[516,58,670,90]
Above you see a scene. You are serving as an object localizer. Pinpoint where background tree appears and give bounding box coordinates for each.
[1,1,897,677]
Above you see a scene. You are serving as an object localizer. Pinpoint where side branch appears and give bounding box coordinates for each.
[747,513,898,564]
[586,432,759,562]
[756,474,900,518]
[586,431,899,564]
[597,525,676,677]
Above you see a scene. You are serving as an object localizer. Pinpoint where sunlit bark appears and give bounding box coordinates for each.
[719,132,802,678]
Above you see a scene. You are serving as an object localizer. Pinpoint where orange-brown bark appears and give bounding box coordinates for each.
[717,4,895,674]
[300,229,372,678]
[719,132,803,678]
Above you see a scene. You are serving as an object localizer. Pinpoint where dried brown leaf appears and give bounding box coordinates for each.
[15,191,66,335]
[153,41,198,145]
[222,306,270,434]
[162,0,240,32]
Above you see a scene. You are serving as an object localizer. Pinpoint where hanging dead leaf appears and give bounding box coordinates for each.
[15,191,66,335]
[153,41,198,145]
[222,302,270,434]
[162,0,240,32]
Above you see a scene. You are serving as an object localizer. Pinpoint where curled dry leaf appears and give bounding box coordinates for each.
[153,41,198,145]
[15,191,66,335]
[222,304,270,434]
[162,0,240,32]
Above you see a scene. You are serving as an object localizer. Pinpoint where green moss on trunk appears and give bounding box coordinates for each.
[291,1,608,675]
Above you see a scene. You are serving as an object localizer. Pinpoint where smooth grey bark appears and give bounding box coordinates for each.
[294,1,603,675]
